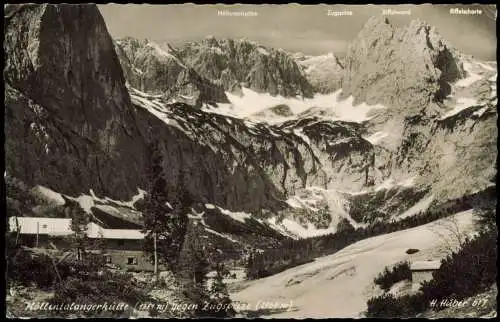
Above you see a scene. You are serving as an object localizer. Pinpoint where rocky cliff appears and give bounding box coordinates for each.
[176,36,315,98]
[341,16,496,205]
[342,17,465,110]
[129,89,382,207]
[114,37,229,108]
[4,4,146,200]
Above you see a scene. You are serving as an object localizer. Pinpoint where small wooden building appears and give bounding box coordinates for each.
[410,260,441,292]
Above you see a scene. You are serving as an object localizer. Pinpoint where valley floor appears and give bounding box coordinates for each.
[231,210,478,318]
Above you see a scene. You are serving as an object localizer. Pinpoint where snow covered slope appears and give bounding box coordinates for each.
[232,210,477,318]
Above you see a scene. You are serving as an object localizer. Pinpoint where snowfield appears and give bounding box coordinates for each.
[266,187,361,239]
[266,217,335,239]
[232,210,477,318]
[216,206,252,224]
[342,176,418,196]
[203,88,386,124]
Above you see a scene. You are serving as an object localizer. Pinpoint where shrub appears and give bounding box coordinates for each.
[6,244,75,290]
[366,293,427,318]
[373,261,412,292]
[50,270,146,317]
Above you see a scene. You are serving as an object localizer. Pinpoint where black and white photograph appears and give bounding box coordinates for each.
[3,3,498,318]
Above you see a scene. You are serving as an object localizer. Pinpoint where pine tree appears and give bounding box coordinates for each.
[142,138,188,270]
[245,250,259,280]
[207,262,235,317]
[166,169,192,268]
[68,203,90,261]
[336,217,354,233]
[177,221,211,316]
[472,185,497,232]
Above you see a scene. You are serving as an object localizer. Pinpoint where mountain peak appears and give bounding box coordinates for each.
[204,34,220,47]
[113,36,228,106]
[176,36,315,98]
[406,18,432,31]
[362,16,393,33]
[367,15,391,26]
[342,17,465,113]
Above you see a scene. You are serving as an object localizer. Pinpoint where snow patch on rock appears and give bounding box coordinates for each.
[455,61,482,87]
[363,131,389,145]
[33,185,65,206]
[217,206,252,224]
[439,97,479,120]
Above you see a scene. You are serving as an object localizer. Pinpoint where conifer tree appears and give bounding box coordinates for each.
[245,252,255,280]
[67,203,90,261]
[177,221,211,316]
[207,262,235,317]
[472,183,497,232]
[166,168,192,268]
[142,138,191,270]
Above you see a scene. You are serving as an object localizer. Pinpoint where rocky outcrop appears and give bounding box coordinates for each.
[342,17,465,111]
[114,37,229,108]
[277,118,385,192]
[176,36,315,98]
[423,103,497,201]
[294,52,344,94]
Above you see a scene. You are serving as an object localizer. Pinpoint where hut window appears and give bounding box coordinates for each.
[127,257,138,265]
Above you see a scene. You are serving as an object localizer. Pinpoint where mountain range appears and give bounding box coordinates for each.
[4,3,497,251]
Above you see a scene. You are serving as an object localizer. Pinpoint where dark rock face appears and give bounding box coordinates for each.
[4,4,146,199]
[176,36,315,98]
[131,103,287,212]
[341,17,465,112]
[114,37,229,108]
[348,185,430,224]
[278,118,382,191]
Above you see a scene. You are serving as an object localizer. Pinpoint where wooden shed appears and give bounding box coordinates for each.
[410,260,441,292]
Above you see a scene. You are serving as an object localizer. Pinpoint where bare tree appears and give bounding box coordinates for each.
[428,215,468,253]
